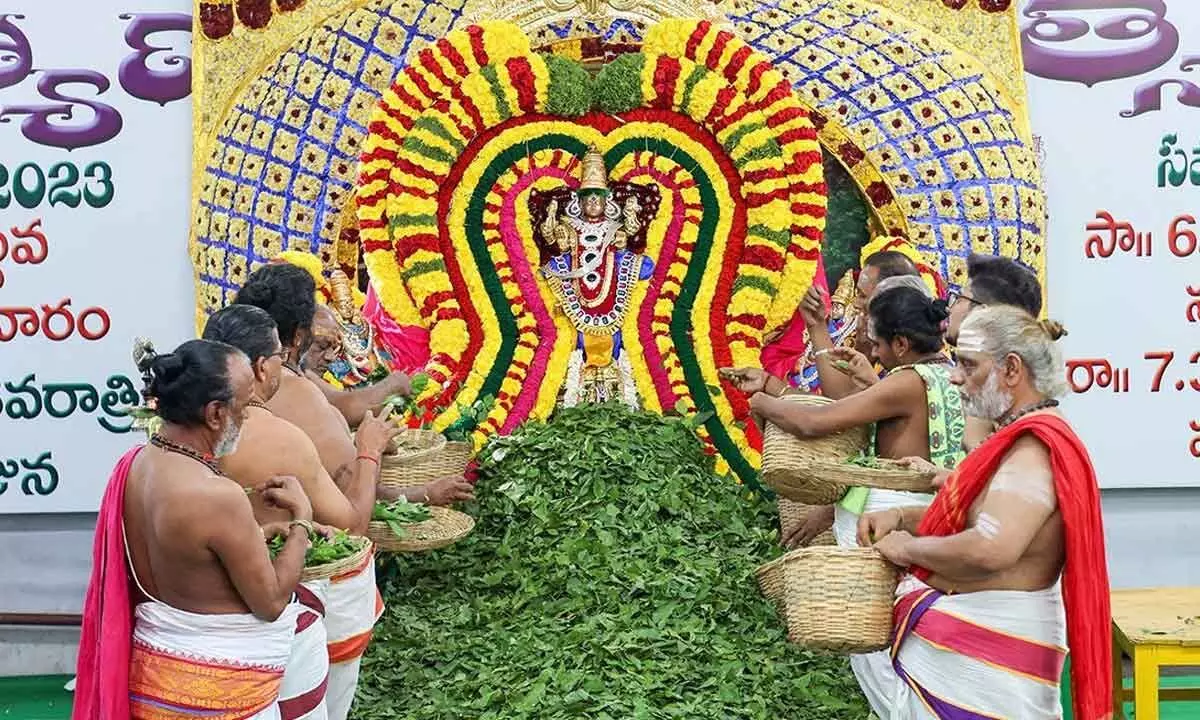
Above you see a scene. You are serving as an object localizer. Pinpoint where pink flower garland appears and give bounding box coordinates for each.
[621,153,694,411]
[494,161,575,432]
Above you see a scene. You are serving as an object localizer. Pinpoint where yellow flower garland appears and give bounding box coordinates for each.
[356,18,824,479]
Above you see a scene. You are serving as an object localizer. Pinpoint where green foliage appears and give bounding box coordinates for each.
[845,456,880,468]
[366,364,390,384]
[821,151,872,288]
[356,403,867,719]
[734,137,784,167]
[372,499,432,538]
[543,53,593,117]
[267,529,360,564]
[592,53,646,115]
[380,373,432,419]
[442,394,496,442]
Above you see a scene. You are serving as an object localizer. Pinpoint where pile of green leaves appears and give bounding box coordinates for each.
[372,498,432,538]
[267,528,361,566]
[356,403,866,719]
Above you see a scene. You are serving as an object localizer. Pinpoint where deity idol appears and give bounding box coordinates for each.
[531,146,660,407]
[791,271,861,392]
[323,269,396,386]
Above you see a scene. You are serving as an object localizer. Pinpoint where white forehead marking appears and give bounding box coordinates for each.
[956,328,988,354]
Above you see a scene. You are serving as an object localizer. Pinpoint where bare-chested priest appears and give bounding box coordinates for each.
[233,263,472,719]
[861,305,1111,720]
[234,264,474,508]
[204,303,397,718]
[73,339,315,720]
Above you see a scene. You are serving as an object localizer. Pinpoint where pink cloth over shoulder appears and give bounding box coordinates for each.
[362,285,431,374]
[72,445,144,720]
[760,255,832,381]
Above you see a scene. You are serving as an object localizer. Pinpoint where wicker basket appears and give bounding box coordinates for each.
[754,552,791,608]
[383,429,447,465]
[777,498,836,548]
[808,458,936,493]
[366,506,475,552]
[380,440,473,488]
[761,395,868,504]
[300,535,372,582]
[778,546,898,653]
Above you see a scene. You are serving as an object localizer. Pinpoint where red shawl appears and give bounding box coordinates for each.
[914,413,1111,720]
[73,445,144,720]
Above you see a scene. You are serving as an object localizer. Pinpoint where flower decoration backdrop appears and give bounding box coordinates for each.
[190,0,1043,485]
[355,20,826,482]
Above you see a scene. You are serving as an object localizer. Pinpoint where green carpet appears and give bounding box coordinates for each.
[0,676,72,719]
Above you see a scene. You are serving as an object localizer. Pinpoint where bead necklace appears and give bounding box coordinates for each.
[997,398,1060,429]
[149,433,222,475]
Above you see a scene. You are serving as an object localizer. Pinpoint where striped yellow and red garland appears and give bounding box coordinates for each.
[356,20,827,486]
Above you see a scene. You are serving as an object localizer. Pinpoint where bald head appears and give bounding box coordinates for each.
[302,305,343,375]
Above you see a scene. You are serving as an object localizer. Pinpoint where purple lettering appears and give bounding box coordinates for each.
[1122,78,1200,118]
[1021,1,1180,86]
[0,14,32,91]
[118,13,192,106]
[0,70,123,151]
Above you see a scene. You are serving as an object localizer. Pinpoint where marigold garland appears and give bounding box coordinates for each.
[356,19,823,484]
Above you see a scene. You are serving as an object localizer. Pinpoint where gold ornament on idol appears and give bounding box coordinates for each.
[579,145,609,192]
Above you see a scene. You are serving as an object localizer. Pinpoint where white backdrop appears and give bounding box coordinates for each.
[1,2,1197,517]
[0,3,193,513]
[1024,1,1200,488]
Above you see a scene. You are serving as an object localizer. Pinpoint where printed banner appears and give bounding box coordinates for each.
[1025,1,1200,488]
[0,3,193,512]
[2,1,1198,513]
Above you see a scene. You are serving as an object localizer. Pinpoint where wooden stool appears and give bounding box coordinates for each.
[1111,587,1200,720]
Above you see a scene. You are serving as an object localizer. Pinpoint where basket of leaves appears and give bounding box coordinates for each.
[777,546,899,653]
[370,505,475,553]
[380,394,492,488]
[807,456,937,493]
[367,498,434,551]
[268,529,372,583]
[760,395,867,504]
[382,429,447,467]
[777,498,836,548]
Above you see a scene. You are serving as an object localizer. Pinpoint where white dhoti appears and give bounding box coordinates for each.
[302,552,383,720]
[129,600,301,719]
[890,577,1067,719]
[279,586,330,720]
[833,489,933,719]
